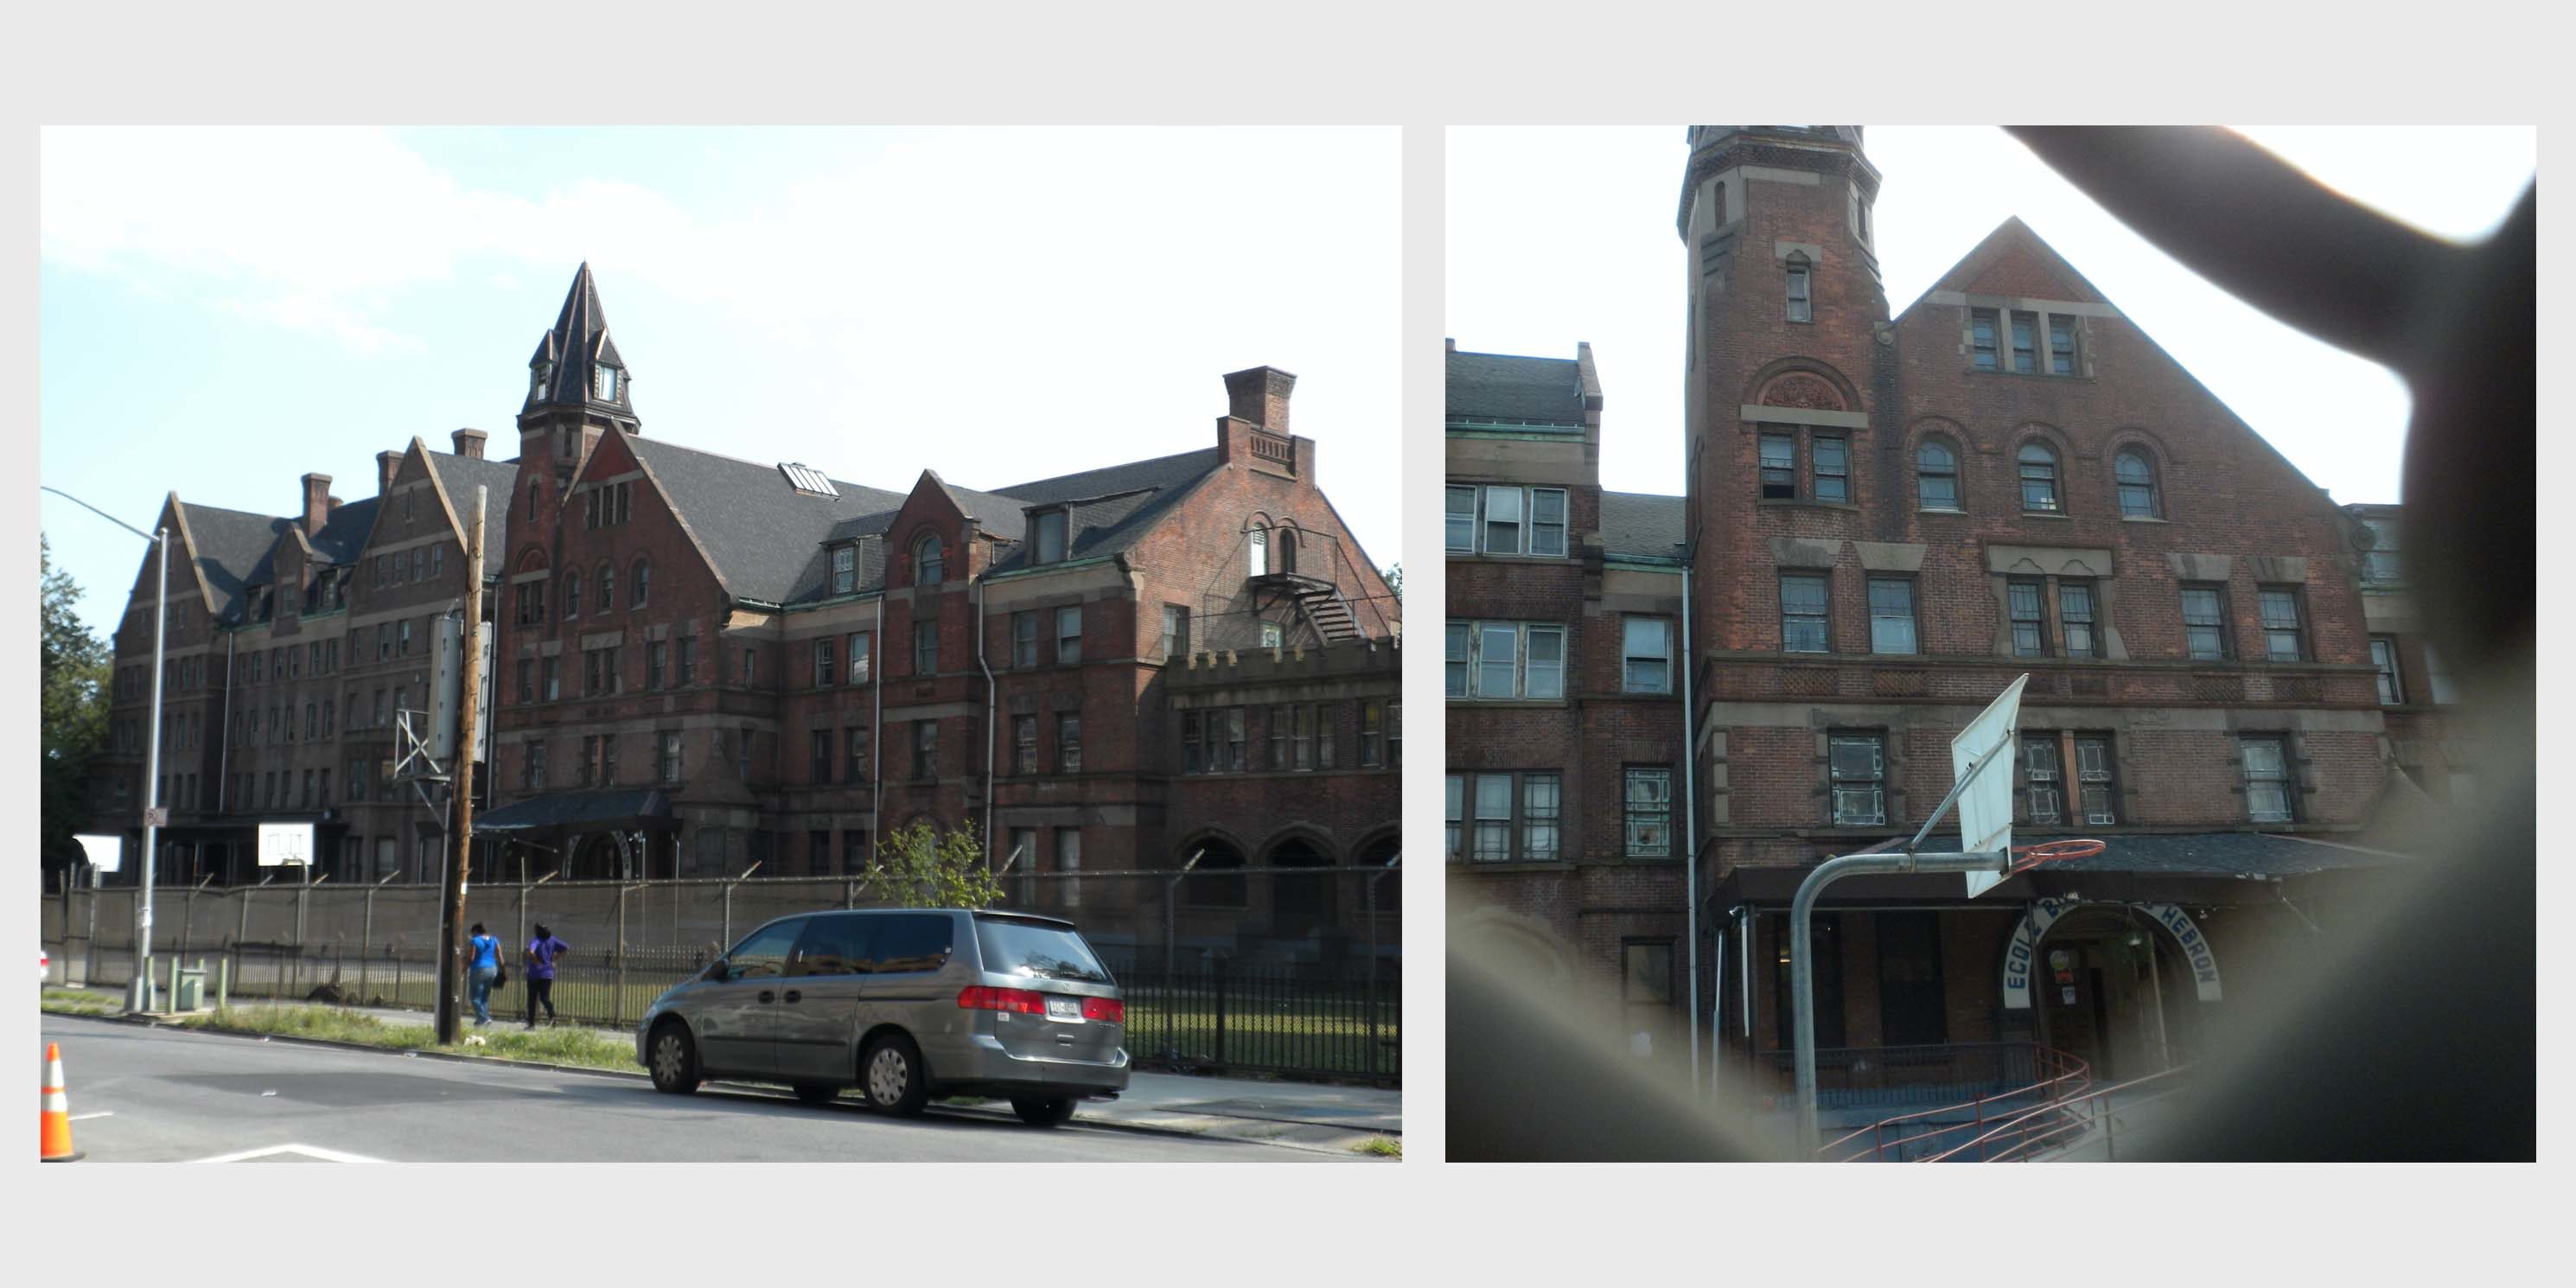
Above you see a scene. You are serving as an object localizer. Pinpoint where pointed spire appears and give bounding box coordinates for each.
[526,262,628,411]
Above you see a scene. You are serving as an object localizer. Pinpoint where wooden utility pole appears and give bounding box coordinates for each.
[436,487,488,1044]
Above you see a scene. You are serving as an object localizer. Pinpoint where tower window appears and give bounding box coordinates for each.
[1248,524,1269,577]
[594,366,619,401]
[1758,433,1796,500]
[1811,435,1848,503]
[532,363,552,400]
[1971,309,1999,370]
[1785,256,1813,323]
[915,532,945,586]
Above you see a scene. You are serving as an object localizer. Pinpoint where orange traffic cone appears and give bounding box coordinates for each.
[41,1043,82,1162]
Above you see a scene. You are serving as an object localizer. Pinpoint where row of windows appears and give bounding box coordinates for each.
[1444,766,1672,861]
[514,558,654,626]
[1970,307,2082,375]
[373,545,447,591]
[1447,731,2302,859]
[513,636,743,702]
[1760,426,2165,519]
[1442,618,1680,699]
[1444,486,1571,557]
[1181,699,1402,775]
[1769,575,2311,662]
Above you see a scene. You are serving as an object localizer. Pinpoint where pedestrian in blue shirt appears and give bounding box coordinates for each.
[466,923,501,1027]
[525,924,569,1030]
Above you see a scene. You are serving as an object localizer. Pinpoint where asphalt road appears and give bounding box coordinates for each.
[38,1016,1346,1163]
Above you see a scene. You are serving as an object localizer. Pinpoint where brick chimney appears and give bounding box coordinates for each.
[451,428,487,460]
[1222,366,1297,434]
[301,473,333,536]
[377,450,400,497]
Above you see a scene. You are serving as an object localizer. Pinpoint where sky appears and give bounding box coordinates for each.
[39,126,1402,636]
[1446,125,2537,501]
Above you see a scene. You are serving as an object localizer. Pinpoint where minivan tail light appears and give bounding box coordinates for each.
[957,985,1048,1015]
[1081,997,1124,1023]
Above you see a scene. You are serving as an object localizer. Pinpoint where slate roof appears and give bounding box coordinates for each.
[981,449,1224,577]
[627,435,907,606]
[1447,348,1586,425]
[306,496,380,567]
[175,502,293,622]
[424,450,521,578]
[526,264,627,411]
[473,786,674,835]
[1600,489,1686,561]
[2026,832,2414,880]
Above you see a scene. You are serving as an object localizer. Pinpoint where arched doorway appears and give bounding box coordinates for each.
[1179,837,1247,911]
[1355,833,1400,918]
[2022,904,2196,1081]
[1267,836,1336,939]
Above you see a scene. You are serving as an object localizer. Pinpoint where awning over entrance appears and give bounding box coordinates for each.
[470,787,677,838]
[1711,831,2413,909]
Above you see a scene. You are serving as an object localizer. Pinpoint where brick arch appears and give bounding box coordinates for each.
[513,545,550,573]
[1744,357,1861,414]
[1174,826,1252,865]
[2102,424,2182,469]
[1259,824,1342,866]
[1906,417,1972,509]
[1451,906,1575,986]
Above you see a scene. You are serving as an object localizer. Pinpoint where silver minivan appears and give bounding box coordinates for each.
[636,908,1129,1125]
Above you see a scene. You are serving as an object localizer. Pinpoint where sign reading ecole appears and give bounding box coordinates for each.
[2002,896,2222,1009]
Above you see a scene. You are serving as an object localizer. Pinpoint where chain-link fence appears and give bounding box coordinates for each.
[43,864,1401,1084]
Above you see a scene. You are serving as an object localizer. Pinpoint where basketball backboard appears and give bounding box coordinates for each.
[74,833,122,873]
[1956,674,2029,898]
[257,821,315,867]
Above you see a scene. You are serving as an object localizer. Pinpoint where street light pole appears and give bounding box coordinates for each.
[43,486,169,1010]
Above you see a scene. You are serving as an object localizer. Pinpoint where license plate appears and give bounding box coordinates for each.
[1045,997,1081,1019]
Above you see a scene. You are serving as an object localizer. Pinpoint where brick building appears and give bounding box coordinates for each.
[1449,127,2428,1103]
[85,266,1402,966]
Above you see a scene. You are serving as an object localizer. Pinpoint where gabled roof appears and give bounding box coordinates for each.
[306,496,380,567]
[1897,216,2112,319]
[424,450,520,578]
[173,501,292,622]
[981,449,1225,577]
[624,434,905,606]
[1600,490,1687,562]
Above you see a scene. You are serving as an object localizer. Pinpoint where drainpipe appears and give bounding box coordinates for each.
[1680,564,1699,1097]
[975,569,996,862]
[871,591,883,864]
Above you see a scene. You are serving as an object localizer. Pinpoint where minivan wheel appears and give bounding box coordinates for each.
[647,1021,701,1095]
[1011,1096,1078,1127]
[791,1082,839,1106]
[860,1034,929,1117]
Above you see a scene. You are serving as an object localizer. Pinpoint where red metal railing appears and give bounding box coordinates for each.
[1816,1043,2091,1162]
[1933,1063,2193,1162]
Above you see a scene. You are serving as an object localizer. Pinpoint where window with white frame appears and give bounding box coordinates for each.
[1622,616,1671,694]
[1451,485,1568,557]
[1445,621,1565,700]
[1781,572,1829,653]
[1624,768,1673,856]
[2021,734,2063,824]
[2074,734,2118,826]
[1866,577,1917,655]
[2370,636,2405,705]
[2241,736,2294,823]
[1472,774,1512,861]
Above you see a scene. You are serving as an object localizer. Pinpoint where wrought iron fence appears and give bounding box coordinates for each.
[44,864,1400,1084]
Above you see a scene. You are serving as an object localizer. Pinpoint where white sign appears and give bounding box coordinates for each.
[2002,898,2222,1009]
[1955,674,2029,899]
[142,807,169,828]
[257,821,316,867]
[75,833,123,874]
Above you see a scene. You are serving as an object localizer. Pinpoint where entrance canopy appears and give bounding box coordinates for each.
[1712,831,2411,909]
[471,787,677,840]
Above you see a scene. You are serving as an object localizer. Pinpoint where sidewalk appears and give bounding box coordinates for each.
[56,986,1401,1156]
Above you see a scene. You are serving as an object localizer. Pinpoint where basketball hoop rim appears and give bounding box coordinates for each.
[2007,838,2105,872]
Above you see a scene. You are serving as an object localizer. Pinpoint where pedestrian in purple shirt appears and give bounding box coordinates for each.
[524,924,569,1029]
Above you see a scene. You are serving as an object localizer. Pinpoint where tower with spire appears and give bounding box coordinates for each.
[518,262,639,484]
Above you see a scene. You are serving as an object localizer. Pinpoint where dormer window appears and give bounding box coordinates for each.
[532,364,552,401]
[594,366,619,401]
[831,545,858,596]
[1033,510,1068,565]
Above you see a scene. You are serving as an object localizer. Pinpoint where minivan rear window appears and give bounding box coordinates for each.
[974,916,1113,984]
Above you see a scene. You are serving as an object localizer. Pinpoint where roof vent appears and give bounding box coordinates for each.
[780,463,838,496]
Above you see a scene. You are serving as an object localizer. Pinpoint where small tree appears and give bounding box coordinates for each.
[865,820,1004,909]
[41,536,111,887]
[1381,561,1402,603]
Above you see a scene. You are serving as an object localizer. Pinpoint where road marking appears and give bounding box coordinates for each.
[188,1143,386,1164]
[68,1112,114,1121]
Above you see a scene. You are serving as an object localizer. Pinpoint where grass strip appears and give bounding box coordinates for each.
[172,1004,640,1073]
[1354,1137,1402,1158]
[41,988,119,1017]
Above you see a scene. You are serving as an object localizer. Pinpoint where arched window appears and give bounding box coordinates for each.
[2018,442,2061,513]
[2115,449,2161,518]
[631,557,651,609]
[915,532,944,587]
[527,481,542,521]
[1248,524,1269,577]
[1916,438,1961,509]
[1275,526,1299,575]
[596,559,615,612]
[1785,252,1813,322]
[563,571,582,619]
